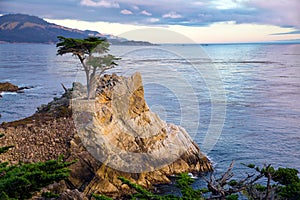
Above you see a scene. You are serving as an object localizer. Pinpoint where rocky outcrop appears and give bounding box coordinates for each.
[71,72,212,196]
[0,82,19,92]
[0,72,212,198]
[0,82,32,97]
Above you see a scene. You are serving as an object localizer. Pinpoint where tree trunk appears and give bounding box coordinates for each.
[265,173,271,200]
[77,55,91,100]
[86,71,91,100]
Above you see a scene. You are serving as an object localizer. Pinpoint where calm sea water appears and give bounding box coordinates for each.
[0,43,299,178]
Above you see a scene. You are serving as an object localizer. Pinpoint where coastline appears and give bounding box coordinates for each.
[0,74,212,198]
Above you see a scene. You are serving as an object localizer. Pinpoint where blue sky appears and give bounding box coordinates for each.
[1,0,300,43]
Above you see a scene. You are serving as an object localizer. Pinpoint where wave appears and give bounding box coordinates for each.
[0,91,18,96]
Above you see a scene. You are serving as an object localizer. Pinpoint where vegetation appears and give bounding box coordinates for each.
[243,163,300,200]
[0,134,13,154]
[0,156,74,199]
[116,174,220,200]
[92,193,114,200]
[56,36,119,99]
[116,161,300,200]
[1,131,299,199]
[0,134,74,199]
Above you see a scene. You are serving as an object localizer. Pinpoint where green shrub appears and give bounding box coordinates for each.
[92,193,113,200]
[0,156,75,199]
[226,194,238,200]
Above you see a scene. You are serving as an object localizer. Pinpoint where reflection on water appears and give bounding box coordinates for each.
[0,43,299,176]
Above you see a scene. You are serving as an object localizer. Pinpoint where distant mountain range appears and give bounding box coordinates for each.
[0,14,154,45]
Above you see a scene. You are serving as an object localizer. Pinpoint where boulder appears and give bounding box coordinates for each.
[0,82,33,95]
[0,82,19,92]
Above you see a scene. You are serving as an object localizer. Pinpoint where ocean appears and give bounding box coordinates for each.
[0,43,299,179]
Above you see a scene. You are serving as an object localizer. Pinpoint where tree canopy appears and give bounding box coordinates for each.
[56,36,119,99]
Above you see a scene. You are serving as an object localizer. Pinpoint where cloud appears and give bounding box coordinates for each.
[147,18,160,23]
[1,0,300,31]
[80,0,119,8]
[132,5,139,10]
[271,30,300,35]
[212,0,247,10]
[162,11,182,19]
[120,9,133,15]
[140,10,152,16]
[246,0,300,27]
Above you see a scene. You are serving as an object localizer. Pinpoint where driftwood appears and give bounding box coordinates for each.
[202,160,266,199]
[61,83,68,92]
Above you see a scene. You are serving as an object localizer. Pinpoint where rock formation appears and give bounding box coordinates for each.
[0,72,212,198]
[0,82,19,92]
[0,82,32,97]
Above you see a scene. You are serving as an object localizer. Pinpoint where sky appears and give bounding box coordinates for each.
[1,0,300,43]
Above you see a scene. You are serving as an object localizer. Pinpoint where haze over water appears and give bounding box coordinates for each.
[0,43,299,176]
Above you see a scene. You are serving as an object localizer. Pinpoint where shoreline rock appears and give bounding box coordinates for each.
[0,72,212,198]
[0,82,19,93]
[0,82,33,97]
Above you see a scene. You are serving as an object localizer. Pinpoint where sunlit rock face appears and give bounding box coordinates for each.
[72,72,212,196]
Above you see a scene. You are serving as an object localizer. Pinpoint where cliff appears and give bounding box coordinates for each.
[0,72,212,198]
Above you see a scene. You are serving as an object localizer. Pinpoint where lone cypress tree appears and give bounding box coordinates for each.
[56,36,119,99]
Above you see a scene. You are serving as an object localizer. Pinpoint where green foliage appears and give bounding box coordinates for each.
[254,184,266,192]
[0,134,13,154]
[56,36,119,99]
[118,175,205,200]
[245,164,300,200]
[0,191,14,200]
[41,192,59,198]
[225,194,238,200]
[246,164,255,169]
[56,36,107,56]
[228,179,238,186]
[118,163,300,200]
[0,145,14,154]
[273,167,299,185]
[175,173,203,200]
[92,193,113,200]
[278,181,300,200]
[118,177,161,199]
[0,156,75,199]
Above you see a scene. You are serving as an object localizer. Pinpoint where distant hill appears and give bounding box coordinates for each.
[0,14,154,45]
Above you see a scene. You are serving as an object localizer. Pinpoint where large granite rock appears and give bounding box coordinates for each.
[71,72,212,196]
[0,72,212,198]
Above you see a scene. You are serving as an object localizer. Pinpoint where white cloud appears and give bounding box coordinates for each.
[247,0,300,27]
[132,5,139,10]
[80,0,119,8]
[46,18,300,43]
[120,9,133,15]
[213,0,247,9]
[162,11,182,19]
[140,10,152,16]
[147,18,160,23]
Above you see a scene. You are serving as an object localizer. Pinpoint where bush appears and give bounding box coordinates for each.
[0,156,75,199]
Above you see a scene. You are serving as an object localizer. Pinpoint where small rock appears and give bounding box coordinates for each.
[0,82,19,92]
[59,189,87,200]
